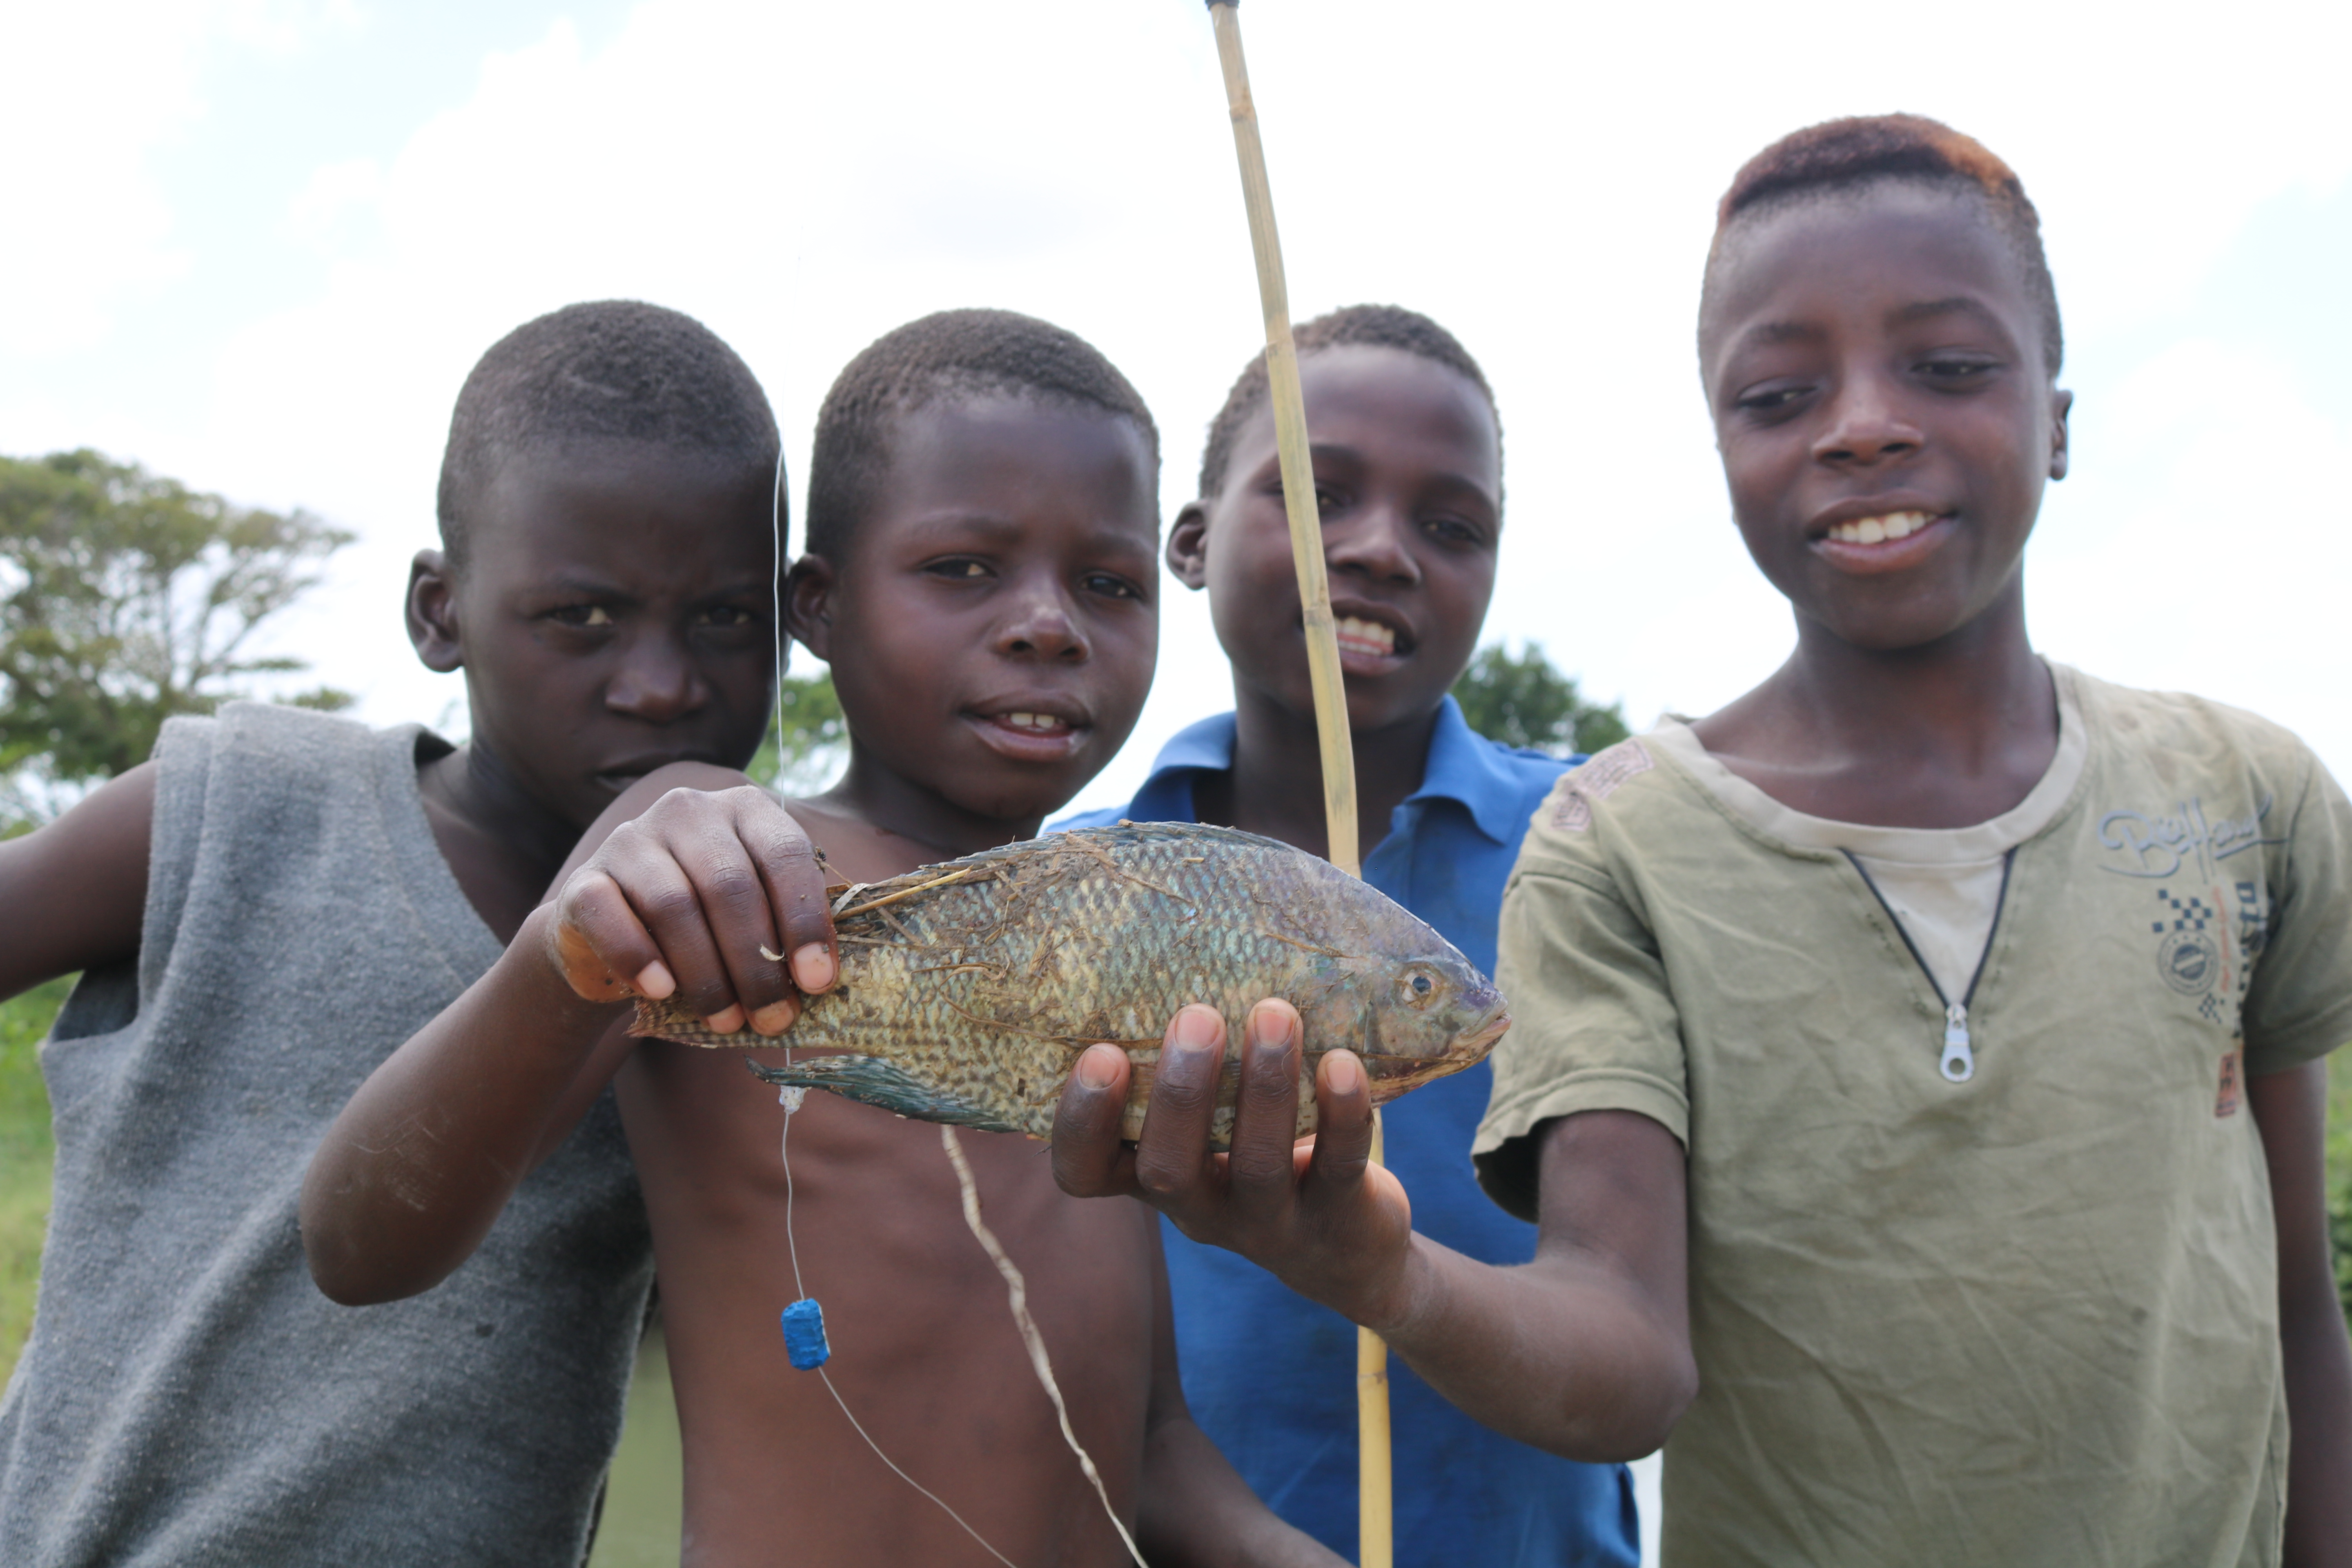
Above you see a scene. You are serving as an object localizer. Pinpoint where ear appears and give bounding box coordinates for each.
[407,550,464,673]
[2048,388,2073,482]
[1165,501,1212,591]
[785,553,838,663]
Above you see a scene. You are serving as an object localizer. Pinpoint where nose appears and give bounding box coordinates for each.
[604,630,709,723]
[994,574,1090,663]
[1325,499,1421,587]
[1812,372,1924,468]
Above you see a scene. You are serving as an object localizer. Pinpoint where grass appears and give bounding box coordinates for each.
[0,977,69,1376]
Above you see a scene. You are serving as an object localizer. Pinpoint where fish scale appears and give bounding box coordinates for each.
[630,821,1511,1146]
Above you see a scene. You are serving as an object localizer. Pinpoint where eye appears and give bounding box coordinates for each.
[696,605,759,627]
[1917,355,2000,387]
[549,604,616,628]
[925,559,991,581]
[1423,515,1483,546]
[1733,381,1813,415]
[1397,969,1439,1008]
[1314,485,1347,517]
[1081,572,1142,601]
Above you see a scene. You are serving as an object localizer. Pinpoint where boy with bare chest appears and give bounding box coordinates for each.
[306,310,1342,1567]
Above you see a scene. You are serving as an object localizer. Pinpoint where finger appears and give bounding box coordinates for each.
[1131,1004,1228,1215]
[1226,999,1306,1219]
[549,869,664,1002]
[1051,1044,1140,1198]
[650,802,796,1030]
[597,823,742,1029]
[732,788,839,995]
[1301,1048,1378,1196]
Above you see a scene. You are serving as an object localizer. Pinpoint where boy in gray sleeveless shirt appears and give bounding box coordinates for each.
[0,301,788,1566]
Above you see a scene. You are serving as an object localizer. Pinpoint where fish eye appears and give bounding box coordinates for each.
[1398,969,1438,1008]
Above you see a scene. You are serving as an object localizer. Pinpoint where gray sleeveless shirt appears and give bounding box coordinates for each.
[0,702,655,1566]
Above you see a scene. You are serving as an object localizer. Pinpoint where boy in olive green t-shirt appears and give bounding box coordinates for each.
[1046,113,2352,1568]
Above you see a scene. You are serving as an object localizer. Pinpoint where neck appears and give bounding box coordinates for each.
[1205,682,1440,862]
[421,737,583,880]
[1772,583,2047,768]
[814,746,1040,862]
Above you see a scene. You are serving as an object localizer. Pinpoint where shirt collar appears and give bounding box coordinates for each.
[1130,697,1528,844]
[1408,695,1533,844]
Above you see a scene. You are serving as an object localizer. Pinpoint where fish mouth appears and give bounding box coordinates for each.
[1359,1002,1510,1103]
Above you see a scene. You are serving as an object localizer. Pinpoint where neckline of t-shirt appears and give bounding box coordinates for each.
[1647,663,2088,866]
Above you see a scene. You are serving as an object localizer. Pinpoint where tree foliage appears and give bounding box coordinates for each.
[1451,642,1630,757]
[749,668,848,794]
[0,450,356,787]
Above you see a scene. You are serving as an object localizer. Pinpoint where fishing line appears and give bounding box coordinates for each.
[940,1126,1146,1568]
[776,1080,1022,1568]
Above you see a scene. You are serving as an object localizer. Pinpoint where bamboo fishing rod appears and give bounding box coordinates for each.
[1202,6,1394,1564]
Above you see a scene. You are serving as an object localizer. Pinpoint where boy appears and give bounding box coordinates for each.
[1055,304,1635,1564]
[1051,120,2352,1565]
[0,299,781,1564]
[304,310,1346,1567]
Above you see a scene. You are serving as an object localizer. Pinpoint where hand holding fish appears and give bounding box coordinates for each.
[1052,998,1421,1332]
[547,781,840,1035]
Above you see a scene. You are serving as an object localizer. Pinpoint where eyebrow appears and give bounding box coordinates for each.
[1888,296,2005,332]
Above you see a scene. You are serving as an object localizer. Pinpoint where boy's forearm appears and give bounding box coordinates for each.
[2250,1062,2352,1568]
[299,904,624,1305]
[1371,1231,1695,1463]
[1135,1414,1348,1568]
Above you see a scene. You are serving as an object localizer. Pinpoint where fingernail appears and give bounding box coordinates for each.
[1077,1044,1121,1089]
[1326,1052,1363,1095]
[635,961,677,1000]
[1173,1005,1221,1051]
[704,1004,746,1035]
[750,1000,797,1036]
[1249,1004,1293,1052]
[793,943,835,993]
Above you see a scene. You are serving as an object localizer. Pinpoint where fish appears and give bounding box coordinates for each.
[628,820,1511,1146]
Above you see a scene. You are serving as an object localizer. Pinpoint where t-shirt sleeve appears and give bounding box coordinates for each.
[1472,848,1690,1223]
[2242,746,2352,1074]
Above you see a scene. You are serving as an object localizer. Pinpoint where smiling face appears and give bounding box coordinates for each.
[415,441,778,831]
[791,394,1160,832]
[1700,181,2071,654]
[1174,345,1501,735]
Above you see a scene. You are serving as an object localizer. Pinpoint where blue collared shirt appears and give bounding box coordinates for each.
[1056,697,1638,1566]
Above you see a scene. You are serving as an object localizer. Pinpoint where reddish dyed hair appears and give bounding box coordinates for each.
[1705,114,2063,374]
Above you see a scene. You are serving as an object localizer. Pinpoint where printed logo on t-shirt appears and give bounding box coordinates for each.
[1549,740,1653,833]
[2215,1040,2243,1118]
[2095,795,2279,880]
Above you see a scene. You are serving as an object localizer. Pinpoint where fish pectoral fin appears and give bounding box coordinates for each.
[743,1055,1022,1136]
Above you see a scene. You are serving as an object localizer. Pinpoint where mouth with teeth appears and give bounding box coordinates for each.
[1823,509,1940,546]
[969,706,1089,762]
[1332,615,1401,660]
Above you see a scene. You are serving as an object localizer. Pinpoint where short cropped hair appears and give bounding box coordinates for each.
[437,301,779,566]
[1197,304,1497,500]
[1703,114,2064,375]
[803,309,1159,562]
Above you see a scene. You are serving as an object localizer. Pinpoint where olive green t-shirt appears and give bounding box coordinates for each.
[1473,667,2352,1568]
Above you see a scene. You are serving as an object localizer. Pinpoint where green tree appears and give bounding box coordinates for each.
[1451,641,1630,757]
[0,450,355,788]
[748,668,848,794]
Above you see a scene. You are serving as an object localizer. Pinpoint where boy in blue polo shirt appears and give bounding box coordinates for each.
[1058,305,1636,1565]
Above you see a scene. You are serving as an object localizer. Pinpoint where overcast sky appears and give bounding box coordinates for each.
[4,0,2348,816]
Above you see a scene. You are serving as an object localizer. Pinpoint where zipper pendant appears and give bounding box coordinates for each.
[1940,1004,1975,1083]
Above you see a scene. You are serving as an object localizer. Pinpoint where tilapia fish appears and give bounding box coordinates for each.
[629,821,1510,1146]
